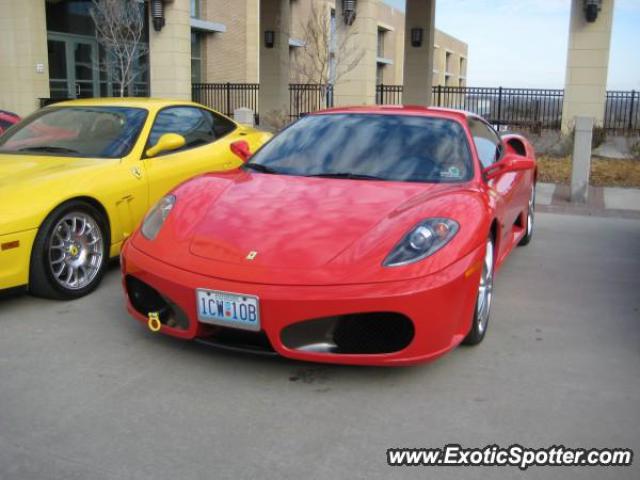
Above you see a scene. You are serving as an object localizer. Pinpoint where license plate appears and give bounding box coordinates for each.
[196,289,260,331]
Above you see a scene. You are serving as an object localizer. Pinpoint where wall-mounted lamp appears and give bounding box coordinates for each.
[342,0,357,25]
[583,0,602,22]
[411,27,423,47]
[264,30,275,48]
[150,0,165,32]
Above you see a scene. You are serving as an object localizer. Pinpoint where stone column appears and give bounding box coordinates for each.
[570,116,594,203]
[333,0,378,106]
[259,0,290,126]
[402,0,436,105]
[149,0,191,99]
[0,0,49,116]
[561,0,615,133]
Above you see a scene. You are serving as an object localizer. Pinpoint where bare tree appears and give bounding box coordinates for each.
[291,0,364,85]
[90,0,148,97]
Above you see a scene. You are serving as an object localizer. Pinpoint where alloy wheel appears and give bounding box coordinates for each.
[48,212,104,290]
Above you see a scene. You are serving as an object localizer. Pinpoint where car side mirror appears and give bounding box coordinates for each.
[230,140,252,162]
[146,133,186,158]
[482,155,535,181]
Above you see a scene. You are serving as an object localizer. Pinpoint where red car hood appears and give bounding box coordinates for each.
[189,173,432,269]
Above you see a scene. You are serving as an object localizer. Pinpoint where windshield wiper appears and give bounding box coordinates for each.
[243,163,282,174]
[18,146,80,154]
[305,172,386,181]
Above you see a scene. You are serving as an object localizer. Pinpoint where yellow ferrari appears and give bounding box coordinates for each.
[0,98,271,299]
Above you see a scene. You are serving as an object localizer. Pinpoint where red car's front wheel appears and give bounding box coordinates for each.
[463,236,494,346]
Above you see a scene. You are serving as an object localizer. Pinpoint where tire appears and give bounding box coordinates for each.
[463,236,494,346]
[518,183,535,246]
[29,201,109,300]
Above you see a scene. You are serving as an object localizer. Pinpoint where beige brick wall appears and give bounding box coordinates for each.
[0,0,49,117]
[149,0,192,99]
[433,30,468,87]
[201,0,259,83]
[375,1,404,84]
[200,0,467,89]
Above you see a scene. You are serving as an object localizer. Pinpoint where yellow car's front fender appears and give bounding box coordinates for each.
[0,228,37,290]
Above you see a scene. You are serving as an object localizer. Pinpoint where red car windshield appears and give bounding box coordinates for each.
[246,113,473,183]
[0,106,147,158]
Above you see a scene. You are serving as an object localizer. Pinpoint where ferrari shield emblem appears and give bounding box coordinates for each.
[246,251,258,260]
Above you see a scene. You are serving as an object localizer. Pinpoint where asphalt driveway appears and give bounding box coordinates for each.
[1,212,639,480]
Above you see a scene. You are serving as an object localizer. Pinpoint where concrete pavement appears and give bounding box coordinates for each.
[0,213,639,479]
[536,182,640,218]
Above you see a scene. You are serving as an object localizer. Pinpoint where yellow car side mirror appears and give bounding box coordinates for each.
[146,133,186,158]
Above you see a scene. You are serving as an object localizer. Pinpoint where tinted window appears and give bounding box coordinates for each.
[468,117,501,168]
[0,107,147,158]
[247,114,473,183]
[148,107,235,152]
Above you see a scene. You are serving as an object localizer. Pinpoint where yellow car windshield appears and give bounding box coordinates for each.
[0,106,147,159]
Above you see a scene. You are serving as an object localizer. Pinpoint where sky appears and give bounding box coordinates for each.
[383,0,640,90]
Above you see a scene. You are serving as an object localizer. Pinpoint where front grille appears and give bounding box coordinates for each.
[196,327,276,356]
[281,312,414,355]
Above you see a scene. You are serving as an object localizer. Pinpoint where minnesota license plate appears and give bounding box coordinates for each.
[196,289,260,331]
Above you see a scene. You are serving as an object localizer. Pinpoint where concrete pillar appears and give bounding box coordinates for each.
[561,0,615,133]
[259,0,290,125]
[0,0,49,117]
[333,0,378,106]
[149,0,191,99]
[571,116,594,203]
[403,0,436,105]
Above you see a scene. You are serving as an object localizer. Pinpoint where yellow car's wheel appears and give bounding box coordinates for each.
[29,200,109,300]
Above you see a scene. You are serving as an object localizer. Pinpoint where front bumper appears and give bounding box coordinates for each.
[121,241,484,366]
[0,229,37,291]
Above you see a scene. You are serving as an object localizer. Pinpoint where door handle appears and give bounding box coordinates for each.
[75,83,81,97]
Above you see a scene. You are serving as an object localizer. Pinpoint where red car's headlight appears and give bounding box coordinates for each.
[383,218,459,267]
[141,195,176,241]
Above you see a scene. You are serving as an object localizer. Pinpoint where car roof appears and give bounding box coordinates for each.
[50,98,204,110]
[313,105,474,122]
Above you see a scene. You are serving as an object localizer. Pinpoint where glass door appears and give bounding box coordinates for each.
[73,40,98,98]
[47,33,99,99]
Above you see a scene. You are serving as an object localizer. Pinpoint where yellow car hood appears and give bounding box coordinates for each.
[0,153,114,235]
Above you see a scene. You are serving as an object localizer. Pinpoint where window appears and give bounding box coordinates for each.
[248,114,473,183]
[148,107,235,153]
[191,33,203,84]
[376,65,384,85]
[445,51,453,73]
[468,117,502,169]
[190,0,200,19]
[0,107,148,159]
[377,28,385,57]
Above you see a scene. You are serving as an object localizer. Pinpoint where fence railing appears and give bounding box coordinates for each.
[377,84,639,133]
[289,84,334,119]
[191,82,639,134]
[379,84,565,130]
[604,90,638,134]
[192,82,259,122]
[376,84,403,105]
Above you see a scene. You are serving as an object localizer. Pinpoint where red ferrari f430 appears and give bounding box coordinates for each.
[121,106,536,366]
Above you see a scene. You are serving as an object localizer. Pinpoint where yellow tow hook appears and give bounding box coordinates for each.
[148,312,162,332]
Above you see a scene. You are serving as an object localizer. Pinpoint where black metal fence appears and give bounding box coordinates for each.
[604,90,638,134]
[192,82,259,122]
[289,84,334,119]
[378,85,565,130]
[376,84,403,105]
[377,84,639,133]
[191,82,639,134]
